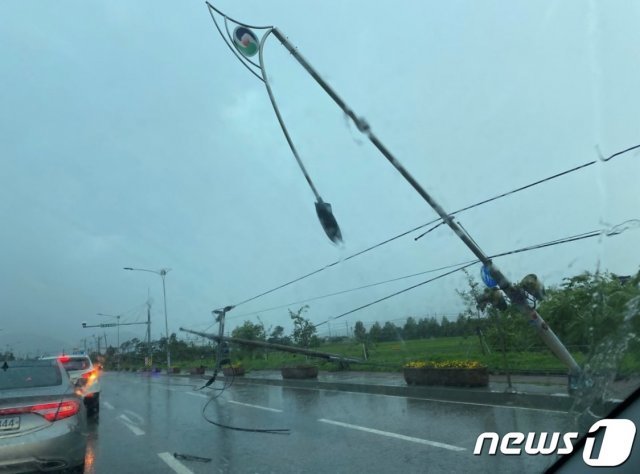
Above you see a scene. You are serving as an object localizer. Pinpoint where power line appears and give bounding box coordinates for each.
[416,144,639,240]
[229,220,637,324]
[230,143,639,308]
[231,221,432,307]
[313,263,477,328]
[228,259,478,320]
[312,220,638,327]
[601,143,640,162]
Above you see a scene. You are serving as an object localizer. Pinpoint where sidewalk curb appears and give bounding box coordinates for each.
[229,375,578,411]
[171,372,616,414]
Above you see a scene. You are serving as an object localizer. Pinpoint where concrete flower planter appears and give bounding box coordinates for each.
[222,367,245,376]
[281,366,318,379]
[403,367,489,387]
[190,366,206,375]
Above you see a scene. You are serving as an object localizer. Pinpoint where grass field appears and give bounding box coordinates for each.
[148,336,640,375]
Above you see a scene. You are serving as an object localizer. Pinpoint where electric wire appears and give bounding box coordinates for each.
[139,371,286,433]
[198,369,290,434]
[198,370,234,394]
[201,396,290,434]
[312,220,638,327]
[229,259,478,320]
[313,262,477,328]
[229,221,637,322]
[230,144,639,308]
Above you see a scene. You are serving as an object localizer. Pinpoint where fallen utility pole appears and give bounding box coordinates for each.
[270,27,580,377]
[180,327,364,365]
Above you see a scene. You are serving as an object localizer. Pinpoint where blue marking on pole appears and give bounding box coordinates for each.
[481,265,498,288]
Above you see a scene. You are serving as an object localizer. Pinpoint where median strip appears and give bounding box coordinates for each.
[318,418,466,451]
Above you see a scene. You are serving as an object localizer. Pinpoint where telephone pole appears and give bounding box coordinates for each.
[146,300,152,368]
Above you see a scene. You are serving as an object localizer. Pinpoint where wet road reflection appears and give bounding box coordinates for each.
[83,417,99,474]
[84,372,575,473]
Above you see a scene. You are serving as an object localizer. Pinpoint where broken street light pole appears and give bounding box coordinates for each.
[180,327,363,365]
[205,3,580,378]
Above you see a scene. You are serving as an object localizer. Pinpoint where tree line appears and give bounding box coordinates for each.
[352,315,473,344]
[104,269,640,368]
[455,269,640,356]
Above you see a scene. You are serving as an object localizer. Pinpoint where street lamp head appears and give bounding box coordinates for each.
[82,322,87,328]
[315,199,343,244]
[124,267,170,276]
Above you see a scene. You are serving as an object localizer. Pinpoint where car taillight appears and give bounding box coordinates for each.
[0,400,80,422]
[33,401,80,421]
[81,369,97,382]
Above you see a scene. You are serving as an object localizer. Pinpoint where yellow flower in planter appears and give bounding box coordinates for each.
[404,360,485,369]
[404,361,428,369]
[403,359,489,387]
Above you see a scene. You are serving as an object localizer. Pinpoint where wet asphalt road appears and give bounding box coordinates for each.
[84,372,575,473]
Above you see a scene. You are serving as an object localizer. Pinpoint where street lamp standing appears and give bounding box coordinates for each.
[124,267,172,372]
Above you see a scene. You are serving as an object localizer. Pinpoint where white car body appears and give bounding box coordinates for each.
[41,355,101,415]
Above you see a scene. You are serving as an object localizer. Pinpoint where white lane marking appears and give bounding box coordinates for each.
[239,382,569,414]
[118,415,145,436]
[409,396,569,414]
[123,409,144,424]
[119,414,135,424]
[103,401,114,410]
[226,400,282,413]
[318,418,466,451]
[158,452,195,474]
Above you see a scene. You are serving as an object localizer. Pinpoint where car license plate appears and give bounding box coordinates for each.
[0,416,20,431]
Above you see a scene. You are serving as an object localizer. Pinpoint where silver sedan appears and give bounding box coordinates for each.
[0,359,87,473]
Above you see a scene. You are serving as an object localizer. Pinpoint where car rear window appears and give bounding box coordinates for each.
[61,358,91,371]
[0,361,63,390]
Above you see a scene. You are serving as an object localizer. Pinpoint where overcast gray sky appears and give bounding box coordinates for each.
[1,0,639,355]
